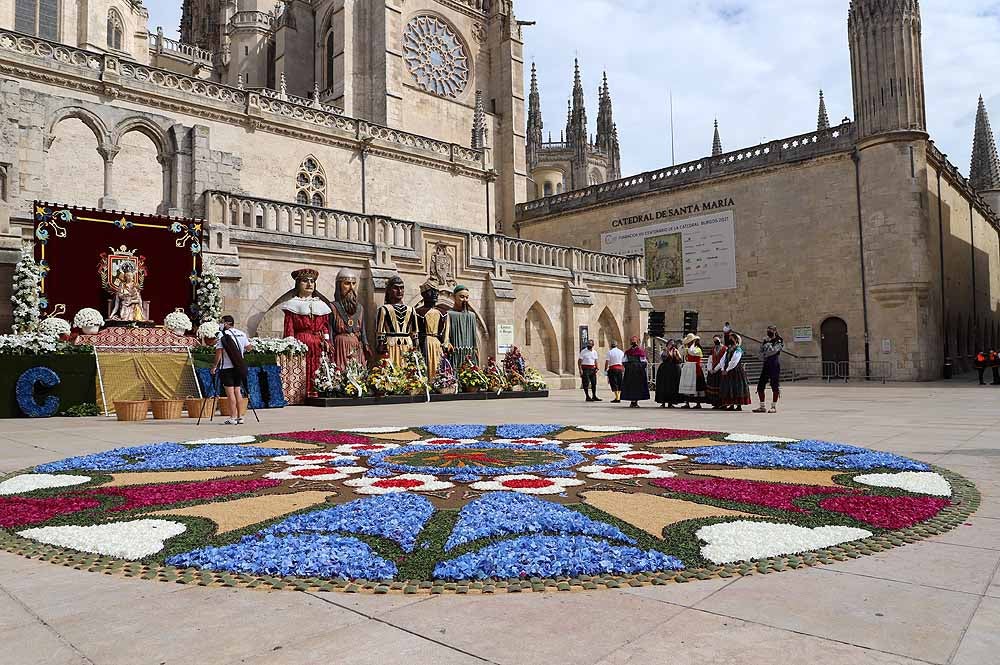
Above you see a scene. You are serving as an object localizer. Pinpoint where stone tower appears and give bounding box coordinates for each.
[567,59,589,175]
[595,73,621,180]
[849,0,938,380]
[848,0,926,140]
[969,96,1000,213]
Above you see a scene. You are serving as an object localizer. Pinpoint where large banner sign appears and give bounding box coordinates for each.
[601,210,737,296]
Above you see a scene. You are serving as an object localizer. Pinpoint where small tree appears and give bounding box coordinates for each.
[11,249,41,333]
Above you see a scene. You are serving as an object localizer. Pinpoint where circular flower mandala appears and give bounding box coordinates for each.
[0,425,976,593]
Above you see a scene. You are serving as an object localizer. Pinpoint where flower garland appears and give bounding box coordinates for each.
[194,262,222,323]
[11,250,42,333]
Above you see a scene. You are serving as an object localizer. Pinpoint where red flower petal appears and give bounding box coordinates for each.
[88,479,280,513]
[290,468,342,478]
[602,466,652,477]
[0,496,100,528]
[819,495,951,529]
[652,477,848,513]
[373,479,425,489]
[501,478,555,489]
[597,429,720,444]
[622,453,663,461]
[268,431,372,445]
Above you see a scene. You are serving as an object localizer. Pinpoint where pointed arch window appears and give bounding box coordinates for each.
[15,0,59,41]
[325,30,336,90]
[107,9,124,51]
[295,156,327,207]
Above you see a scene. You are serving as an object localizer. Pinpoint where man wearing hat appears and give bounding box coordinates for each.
[678,333,706,408]
[448,284,479,371]
[281,268,331,397]
[754,325,784,413]
[375,275,418,368]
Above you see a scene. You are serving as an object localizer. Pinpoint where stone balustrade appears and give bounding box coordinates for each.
[207,192,643,284]
[149,30,212,65]
[517,123,858,221]
[0,28,484,171]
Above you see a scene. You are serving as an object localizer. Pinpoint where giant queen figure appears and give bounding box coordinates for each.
[448,285,479,370]
[375,276,418,367]
[329,268,369,369]
[281,268,331,396]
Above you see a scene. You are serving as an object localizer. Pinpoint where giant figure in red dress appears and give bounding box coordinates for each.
[281,268,331,397]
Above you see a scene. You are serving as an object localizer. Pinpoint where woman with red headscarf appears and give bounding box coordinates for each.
[620,336,650,408]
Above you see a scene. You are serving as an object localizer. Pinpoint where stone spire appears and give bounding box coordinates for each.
[817,90,830,131]
[471,90,487,150]
[596,72,621,180]
[712,119,723,156]
[567,59,588,155]
[848,0,926,140]
[565,99,572,145]
[970,95,1000,193]
[526,63,543,169]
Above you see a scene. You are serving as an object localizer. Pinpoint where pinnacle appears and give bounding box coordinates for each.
[712,119,723,157]
[817,90,830,131]
[970,95,1000,192]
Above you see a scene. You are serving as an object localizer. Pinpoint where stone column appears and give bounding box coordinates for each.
[97,145,120,210]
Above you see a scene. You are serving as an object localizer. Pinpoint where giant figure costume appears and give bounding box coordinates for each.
[416,281,451,379]
[448,285,478,371]
[281,268,331,397]
[329,268,369,369]
[375,276,418,368]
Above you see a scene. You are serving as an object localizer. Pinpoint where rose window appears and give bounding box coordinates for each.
[403,16,470,98]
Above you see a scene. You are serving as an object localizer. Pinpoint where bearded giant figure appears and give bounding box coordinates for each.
[329,268,370,369]
[281,268,331,397]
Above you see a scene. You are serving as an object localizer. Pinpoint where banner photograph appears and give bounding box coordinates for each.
[601,210,737,296]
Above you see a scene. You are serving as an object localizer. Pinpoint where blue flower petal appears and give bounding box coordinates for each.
[424,424,487,439]
[495,424,563,438]
[35,444,287,472]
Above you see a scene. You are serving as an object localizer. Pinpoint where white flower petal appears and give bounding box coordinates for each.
[182,436,257,445]
[17,520,187,560]
[0,474,91,496]
[696,521,873,564]
[577,426,645,432]
[854,472,952,497]
[596,452,686,464]
[724,433,798,443]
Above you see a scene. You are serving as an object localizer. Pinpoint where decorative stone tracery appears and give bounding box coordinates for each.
[402,16,470,99]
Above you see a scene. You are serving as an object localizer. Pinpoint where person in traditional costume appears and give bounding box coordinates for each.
[620,336,650,408]
[678,333,706,409]
[281,268,331,397]
[754,325,784,413]
[448,285,479,371]
[655,339,684,408]
[719,332,752,410]
[578,338,601,402]
[705,335,727,409]
[605,340,626,403]
[416,281,451,380]
[329,268,369,370]
[375,276,418,368]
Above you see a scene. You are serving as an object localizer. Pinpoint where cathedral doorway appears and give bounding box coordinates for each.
[821,317,849,378]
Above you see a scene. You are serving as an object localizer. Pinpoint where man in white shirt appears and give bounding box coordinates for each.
[578,339,601,402]
[605,341,626,403]
[211,315,254,425]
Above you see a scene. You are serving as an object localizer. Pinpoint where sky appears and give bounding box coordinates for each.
[145,0,1000,178]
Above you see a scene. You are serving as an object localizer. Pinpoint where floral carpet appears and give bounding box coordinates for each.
[0,425,979,593]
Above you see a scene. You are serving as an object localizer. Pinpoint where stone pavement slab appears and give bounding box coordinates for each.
[0,382,998,664]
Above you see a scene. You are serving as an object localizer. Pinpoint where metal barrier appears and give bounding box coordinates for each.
[816,360,892,384]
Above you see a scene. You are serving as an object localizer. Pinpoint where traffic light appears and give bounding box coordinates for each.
[648,311,666,339]
[683,310,699,335]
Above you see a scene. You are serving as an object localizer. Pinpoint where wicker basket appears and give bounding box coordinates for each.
[151,399,184,420]
[184,398,216,419]
[114,400,149,422]
[218,397,249,417]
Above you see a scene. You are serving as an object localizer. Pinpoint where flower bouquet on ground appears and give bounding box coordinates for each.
[400,353,429,396]
[521,367,548,392]
[486,356,509,393]
[249,336,308,356]
[458,358,489,393]
[432,357,458,395]
[314,356,346,397]
[367,359,403,396]
[503,346,528,391]
[344,357,368,398]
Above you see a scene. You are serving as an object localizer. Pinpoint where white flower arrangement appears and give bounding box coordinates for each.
[0,333,61,356]
[17,520,187,560]
[695,521,873,565]
[73,308,105,329]
[164,311,193,332]
[195,262,222,323]
[38,317,71,337]
[11,250,42,333]
[249,336,308,356]
[196,320,220,339]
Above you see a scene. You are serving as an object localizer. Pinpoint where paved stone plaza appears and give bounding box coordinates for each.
[1,381,998,665]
